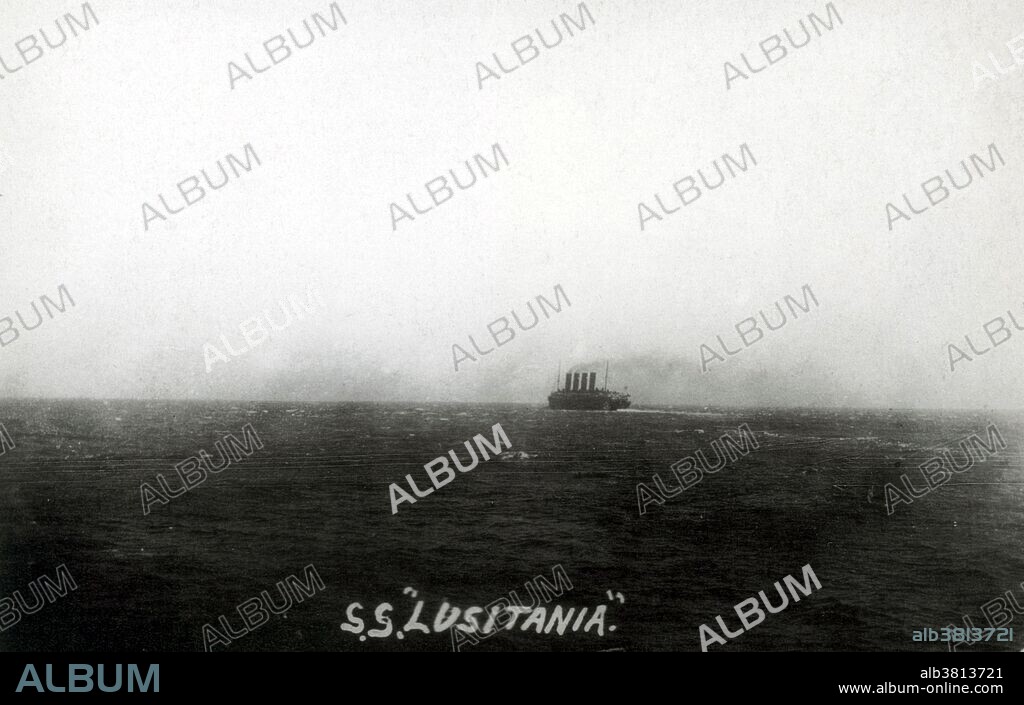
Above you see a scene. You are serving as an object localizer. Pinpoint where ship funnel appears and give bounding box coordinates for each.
[564,373,572,391]
[588,372,597,391]
[572,372,580,391]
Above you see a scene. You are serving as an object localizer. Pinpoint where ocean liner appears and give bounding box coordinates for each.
[548,363,631,411]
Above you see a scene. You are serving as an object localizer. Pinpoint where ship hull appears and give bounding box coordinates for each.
[547,391,631,411]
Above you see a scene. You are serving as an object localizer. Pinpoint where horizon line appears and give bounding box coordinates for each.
[0,396,1020,413]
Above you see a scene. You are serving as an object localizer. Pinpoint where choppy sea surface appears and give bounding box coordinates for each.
[0,401,1021,652]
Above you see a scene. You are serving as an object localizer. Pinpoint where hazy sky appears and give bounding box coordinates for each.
[1,0,1022,407]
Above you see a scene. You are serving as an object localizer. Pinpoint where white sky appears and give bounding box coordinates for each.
[0,0,1022,408]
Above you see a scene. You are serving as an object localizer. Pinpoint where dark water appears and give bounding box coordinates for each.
[0,401,1021,652]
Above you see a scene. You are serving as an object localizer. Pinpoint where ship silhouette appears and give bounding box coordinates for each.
[547,362,631,411]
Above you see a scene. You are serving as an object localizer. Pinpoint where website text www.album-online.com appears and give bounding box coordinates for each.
[839,683,1003,695]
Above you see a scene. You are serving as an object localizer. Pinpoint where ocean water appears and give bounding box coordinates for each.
[0,400,1021,652]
